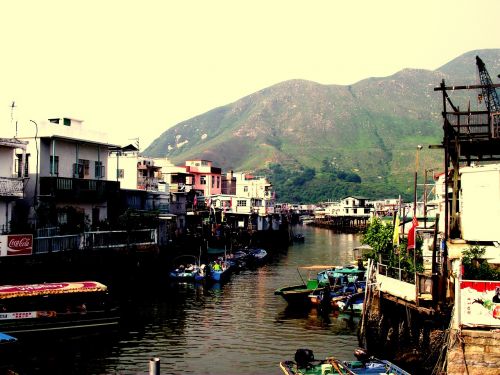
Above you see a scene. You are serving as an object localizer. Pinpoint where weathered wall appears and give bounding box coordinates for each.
[447,329,500,375]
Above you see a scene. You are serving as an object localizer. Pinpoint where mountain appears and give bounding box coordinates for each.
[143,49,500,202]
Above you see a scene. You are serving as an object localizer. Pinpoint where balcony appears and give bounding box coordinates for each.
[39,177,120,203]
[0,177,24,198]
[137,177,162,192]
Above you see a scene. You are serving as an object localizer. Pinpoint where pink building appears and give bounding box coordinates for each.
[184,160,222,197]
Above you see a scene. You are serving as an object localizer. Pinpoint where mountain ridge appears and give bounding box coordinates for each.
[143,49,500,202]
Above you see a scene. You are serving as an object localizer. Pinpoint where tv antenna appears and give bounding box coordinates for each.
[10,101,17,136]
[129,137,140,151]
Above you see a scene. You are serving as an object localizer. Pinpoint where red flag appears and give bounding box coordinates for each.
[407,216,419,250]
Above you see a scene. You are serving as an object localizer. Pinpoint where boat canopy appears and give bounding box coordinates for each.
[299,265,338,270]
[0,281,108,300]
[0,332,17,343]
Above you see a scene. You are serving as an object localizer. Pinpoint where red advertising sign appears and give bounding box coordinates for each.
[460,280,500,327]
[6,234,32,256]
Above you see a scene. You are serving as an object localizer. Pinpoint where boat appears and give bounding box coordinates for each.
[0,332,18,371]
[336,292,365,315]
[323,265,366,286]
[309,280,366,309]
[208,258,232,282]
[169,255,206,281]
[247,247,268,263]
[274,266,336,306]
[0,281,119,336]
[279,348,411,375]
[227,249,249,269]
[299,215,315,225]
[207,246,227,255]
[0,332,16,345]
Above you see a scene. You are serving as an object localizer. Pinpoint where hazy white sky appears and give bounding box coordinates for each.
[1,0,499,149]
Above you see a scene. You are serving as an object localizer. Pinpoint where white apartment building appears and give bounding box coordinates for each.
[15,117,119,228]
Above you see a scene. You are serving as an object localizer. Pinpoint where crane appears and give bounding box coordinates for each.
[476,55,500,114]
[476,55,500,137]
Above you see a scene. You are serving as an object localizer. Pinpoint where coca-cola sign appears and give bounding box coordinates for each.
[1,234,33,256]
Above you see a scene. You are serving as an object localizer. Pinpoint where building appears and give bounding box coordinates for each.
[233,172,274,215]
[185,160,222,197]
[15,117,120,230]
[108,145,169,213]
[0,138,28,234]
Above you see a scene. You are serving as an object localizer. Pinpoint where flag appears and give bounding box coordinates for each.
[193,195,197,208]
[392,212,400,246]
[407,216,419,250]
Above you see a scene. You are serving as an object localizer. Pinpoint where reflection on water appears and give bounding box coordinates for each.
[11,226,362,374]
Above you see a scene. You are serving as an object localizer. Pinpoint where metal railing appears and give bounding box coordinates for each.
[377,263,416,284]
[84,229,156,249]
[33,229,157,254]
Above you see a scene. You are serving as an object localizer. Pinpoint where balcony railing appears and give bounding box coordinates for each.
[33,229,157,254]
[0,177,24,198]
[39,177,120,202]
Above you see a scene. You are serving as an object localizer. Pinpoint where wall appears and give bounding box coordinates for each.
[447,329,500,375]
[0,147,14,176]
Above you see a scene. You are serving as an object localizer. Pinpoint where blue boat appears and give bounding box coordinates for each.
[0,332,17,344]
[169,255,206,281]
[247,248,268,264]
[208,259,232,282]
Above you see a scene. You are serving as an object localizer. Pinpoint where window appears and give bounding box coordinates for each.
[244,186,248,192]
[57,211,68,225]
[117,169,124,178]
[95,161,105,178]
[212,175,215,188]
[79,159,90,176]
[16,154,29,178]
[217,176,220,188]
[200,175,207,185]
[237,200,247,207]
[50,155,59,176]
[63,118,71,126]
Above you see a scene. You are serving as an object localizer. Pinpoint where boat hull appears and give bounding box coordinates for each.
[275,285,325,306]
[0,308,120,336]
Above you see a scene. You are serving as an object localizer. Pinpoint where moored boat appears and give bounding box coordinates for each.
[208,259,232,282]
[275,266,336,306]
[0,281,119,336]
[309,280,365,309]
[247,247,268,264]
[336,292,365,315]
[279,349,411,375]
[169,255,206,281]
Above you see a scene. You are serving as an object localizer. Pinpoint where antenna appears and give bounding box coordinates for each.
[10,101,17,137]
[128,137,140,151]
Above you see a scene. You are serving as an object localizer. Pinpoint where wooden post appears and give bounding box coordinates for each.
[149,357,160,375]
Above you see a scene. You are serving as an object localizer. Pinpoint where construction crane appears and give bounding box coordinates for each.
[476,55,500,113]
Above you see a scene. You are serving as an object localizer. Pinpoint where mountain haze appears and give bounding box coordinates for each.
[144,49,500,202]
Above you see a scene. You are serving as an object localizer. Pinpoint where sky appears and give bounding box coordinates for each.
[1,0,499,150]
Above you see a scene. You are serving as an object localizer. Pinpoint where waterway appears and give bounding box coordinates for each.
[11,226,362,374]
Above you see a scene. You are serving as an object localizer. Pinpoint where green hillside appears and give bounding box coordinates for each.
[143,49,500,202]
